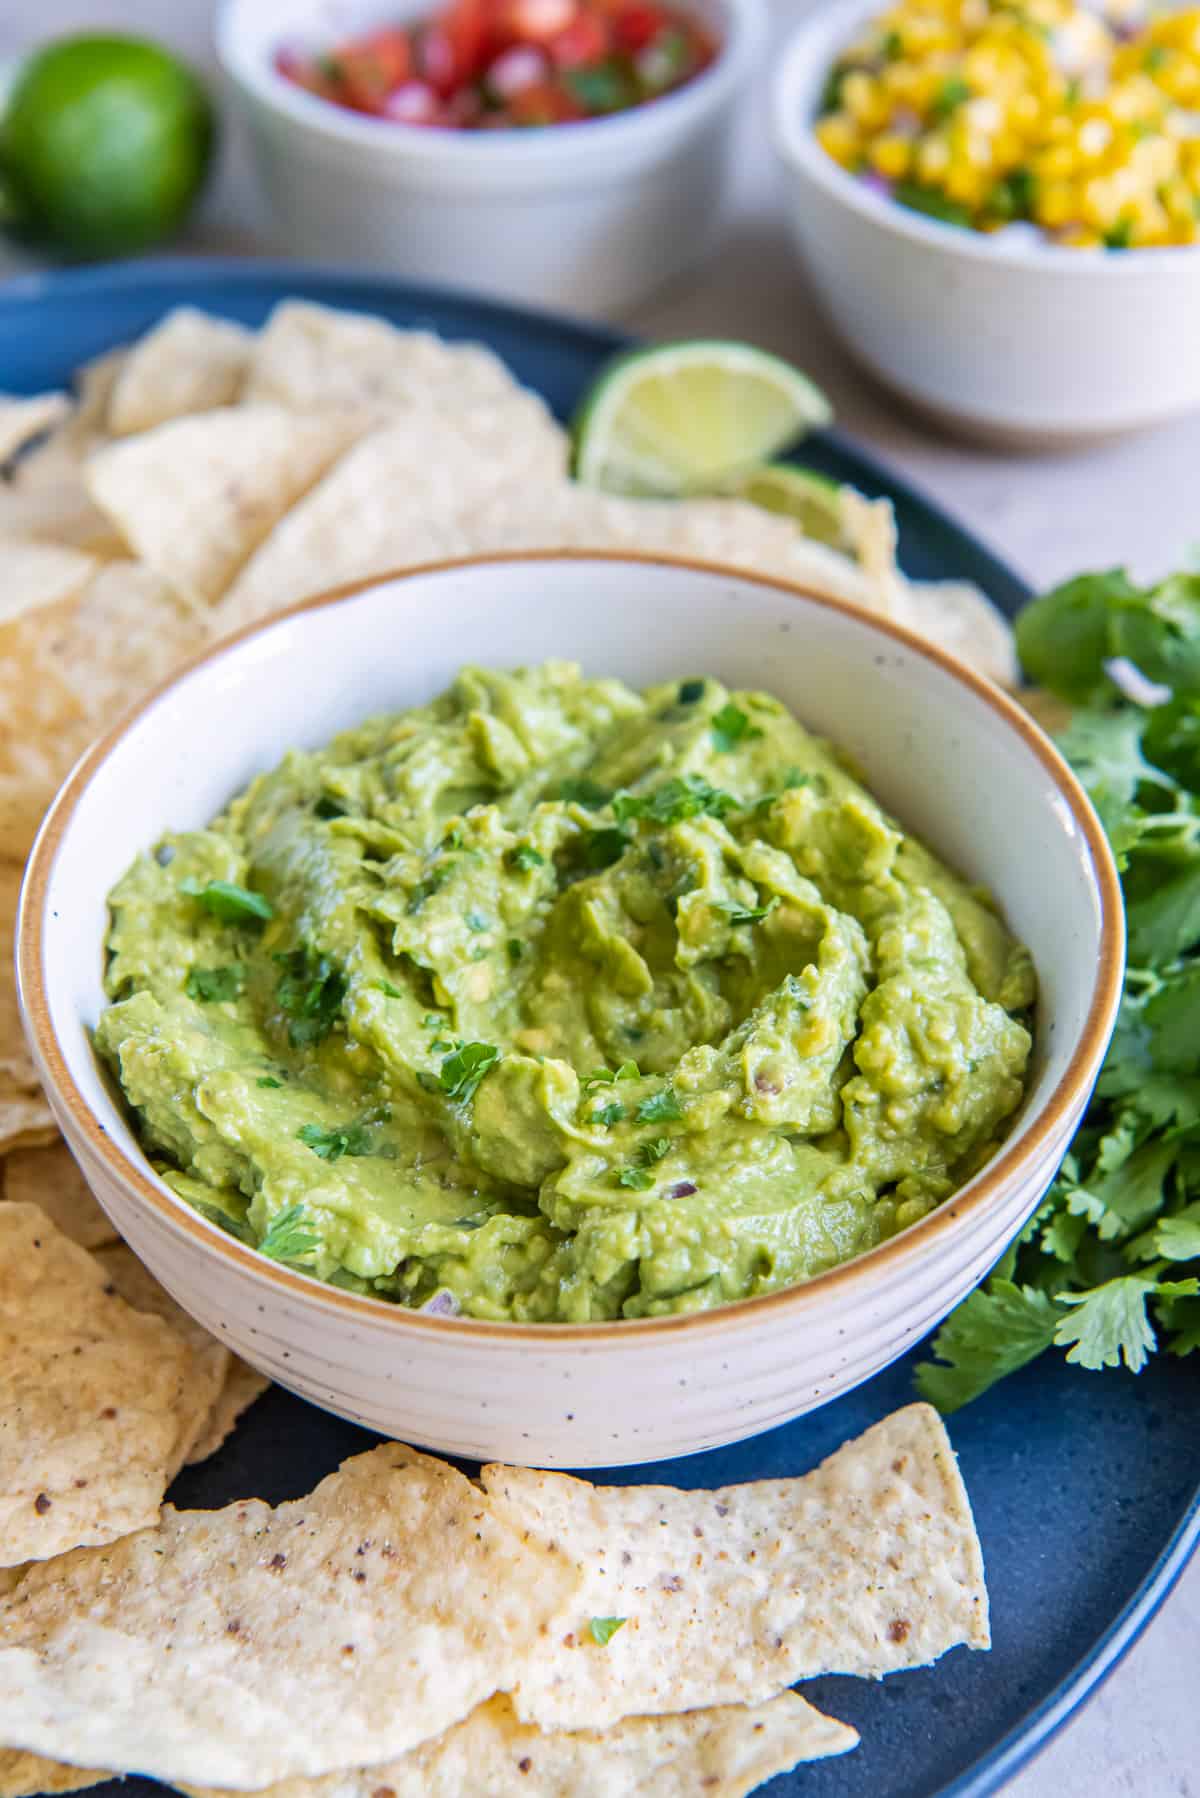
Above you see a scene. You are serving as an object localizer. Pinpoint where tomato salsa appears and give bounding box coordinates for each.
[274,0,717,128]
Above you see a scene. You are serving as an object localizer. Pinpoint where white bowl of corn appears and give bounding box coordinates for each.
[771,0,1200,446]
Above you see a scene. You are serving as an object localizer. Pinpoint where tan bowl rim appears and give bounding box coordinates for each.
[19,548,1125,1345]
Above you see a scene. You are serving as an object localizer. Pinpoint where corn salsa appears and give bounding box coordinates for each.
[275,0,717,129]
[815,0,1200,248]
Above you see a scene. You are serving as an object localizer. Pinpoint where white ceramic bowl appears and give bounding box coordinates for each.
[771,0,1200,447]
[18,554,1122,1467]
[216,0,763,315]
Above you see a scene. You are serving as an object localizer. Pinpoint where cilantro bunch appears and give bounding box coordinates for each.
[917,569,1200,1410]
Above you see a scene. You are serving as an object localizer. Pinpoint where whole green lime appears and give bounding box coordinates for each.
[0,35,215,259]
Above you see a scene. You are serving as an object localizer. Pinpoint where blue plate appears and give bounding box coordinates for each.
[3,260,1196,1798]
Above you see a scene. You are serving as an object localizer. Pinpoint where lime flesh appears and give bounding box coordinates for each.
[0,35,214,258]
[571,340,834,498]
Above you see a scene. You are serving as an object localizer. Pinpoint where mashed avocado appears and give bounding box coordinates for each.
[96,663,1035,1322]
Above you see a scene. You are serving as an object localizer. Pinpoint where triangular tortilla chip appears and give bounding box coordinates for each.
[0,398,71,470]
[85,406,365,605]
[90,1244,230,1474]
[2,1145,116,1251]
[0,1443,585,1786]
[0,1204,195,1564]
[107,308,252,436]
[0,866,55,1154]
[184,1358,271,1467]
[0,540,96,629]
[244,300,542,417]
[482,1403,988,1730]
[182,1690,857,1798]
[0,1751,107,1798]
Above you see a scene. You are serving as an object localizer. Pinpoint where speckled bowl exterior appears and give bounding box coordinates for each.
[17,554,1123,1466]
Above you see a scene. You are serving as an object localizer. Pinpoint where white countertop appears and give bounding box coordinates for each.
[2,0,1198,1791]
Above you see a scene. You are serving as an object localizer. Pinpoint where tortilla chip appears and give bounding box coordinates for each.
[482,1403,988,1731]
[905,580,1019,688]
[107,308,252,437]
[91,1244,230,1474]
[0,560,205,863]
[214,474,874,641]
[2,1146,116,1251]
[0,540,96,629]
[184,1358,271,1467]
[0,1442,585,1786]
[0,398,71,470]
[66,350,127,452]
[0,1204,195,1564]
[0,1751,107,1798]
[244,300,542,418]
[85,406,365,606]
[0,867,55,1155]
[184,1690,857,1798]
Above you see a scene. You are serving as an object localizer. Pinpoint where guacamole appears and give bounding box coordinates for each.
[96,663,1035,1323]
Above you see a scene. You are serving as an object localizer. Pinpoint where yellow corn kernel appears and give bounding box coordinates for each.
[1036,179,1079,227]
[869,133,915,179]
[916,133,953,180]
[815,113,861,166]
[840,70,889,129]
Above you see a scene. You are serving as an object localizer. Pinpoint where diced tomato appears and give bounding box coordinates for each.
[274,0,716,128]
[546,13,610,69]
[506,77,584,122]
[611,2,667,52]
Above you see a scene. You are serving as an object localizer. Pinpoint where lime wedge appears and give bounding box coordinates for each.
[722,464,847,549]
[571,341,833,497]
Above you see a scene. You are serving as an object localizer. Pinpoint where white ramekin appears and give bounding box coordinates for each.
[18,553,1123,1466]
[216,0,764,315]
[771,0,1200,447]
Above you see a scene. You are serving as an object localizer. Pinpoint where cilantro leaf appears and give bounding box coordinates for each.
[617,1165,656,1191]
[259,1203,319,1264]
[1053,1274,1183,1373]
[274,947,346,1048]
[508,842,545,872]
[185,963,245,1004]
[612,775,737,827]
[1014,568,1139,702]
[914,1279,1065,1412]
[1155,1205,1200,1262]
[257,1076,283,1089]
[375,979,404,998]
[636,1088,683,1123]
[592,1101,625,1126]
[582,826,629,869]
[439,1041,500,1104]
[588,1616,626,1646]
[718,896,780,927]
[710,703,763,753]
[559,777,611,809]
[179,877,274,924]
[581,1062,640,1090]
[297,1123,373,1162]
[677,679,706,704]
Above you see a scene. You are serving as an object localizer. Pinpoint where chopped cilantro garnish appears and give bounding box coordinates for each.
[375,979,404,998]
[589,1616,627,1646]
[297,1123,373,1162]
[893,181,973,229]
[185,963,245,1004]
[180,877,274,924]
[592,1101,625,1127]
[442,827,464,850]
[257,1076,283,1089]
[422,1012,443,1028]
[719,896,780,926]
[508,842,545,872]
[259,1203,319,1264]
[677,678,706,704]
[710,703,763,753]
[612,774,737,827]
[274,946,346,1048]
[636,1087,683,1123]
[637,1137,671,1166]
[429,1038,454,1053]
[507,938,524,963]
[583,826,629,869]
[439,1041,500,1104]
[581,1061,640,1090]
[406,866,449,914]
[314,795,346,820]
[559,776,612,809]
[617,1166,655,1191]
